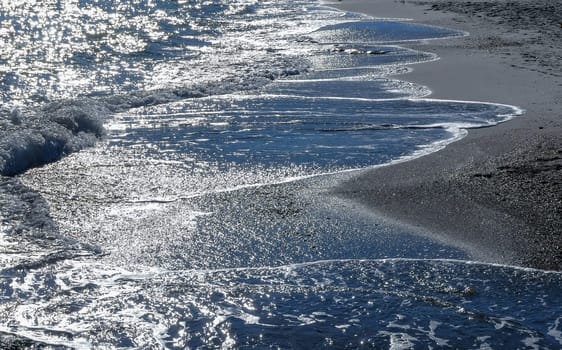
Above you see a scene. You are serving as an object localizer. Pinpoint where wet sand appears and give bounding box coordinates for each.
[328,0,562,270]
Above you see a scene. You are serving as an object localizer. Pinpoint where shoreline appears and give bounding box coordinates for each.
[327,0,562,270]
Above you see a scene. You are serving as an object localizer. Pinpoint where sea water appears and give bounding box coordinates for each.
[1,0,561,348]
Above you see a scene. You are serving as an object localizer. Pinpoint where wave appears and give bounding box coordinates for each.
[0,63,307,178]
[0,100,107,176]
[1,258,561,348]
[0,11,488,180]
[0,1,543,348]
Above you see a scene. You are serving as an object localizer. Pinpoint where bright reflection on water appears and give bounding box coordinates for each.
[108,95,516,169]
[0,0,557,348]
[1,0,181,102]
[3,258,562,348]
[0,0,318,106]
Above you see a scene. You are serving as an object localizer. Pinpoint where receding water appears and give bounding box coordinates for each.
[1,0,559,349]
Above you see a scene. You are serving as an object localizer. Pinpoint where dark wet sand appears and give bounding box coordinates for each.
[328,0,562,270]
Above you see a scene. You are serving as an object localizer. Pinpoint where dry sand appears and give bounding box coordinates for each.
[327,0,562,270]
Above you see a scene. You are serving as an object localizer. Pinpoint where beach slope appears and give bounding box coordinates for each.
[329,0,562,270]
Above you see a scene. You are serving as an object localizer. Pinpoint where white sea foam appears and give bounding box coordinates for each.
[548,317,562,345]
[0,0,551,348]
[3,257,562,348]
[0,100,108,176]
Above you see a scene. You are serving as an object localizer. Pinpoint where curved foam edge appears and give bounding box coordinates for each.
[308,19,469,45]
[98,257,562,277]
[317,2,470,41]
[352,99,522,170]
[314,50,441,73]
[145,98,522,201]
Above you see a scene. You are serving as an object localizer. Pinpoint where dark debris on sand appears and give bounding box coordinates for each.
[462,136,562,270]
[415,0,562,77]
[335,132,562,270]
[417,0,561,270]
[421,0,561,28]
[336,0,562,271]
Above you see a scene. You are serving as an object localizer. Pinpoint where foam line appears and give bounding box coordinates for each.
[98,257,562,277]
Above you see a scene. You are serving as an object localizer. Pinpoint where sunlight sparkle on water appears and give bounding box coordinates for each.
[1,0,556,348]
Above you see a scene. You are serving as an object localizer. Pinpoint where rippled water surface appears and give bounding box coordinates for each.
[1,0,559,348]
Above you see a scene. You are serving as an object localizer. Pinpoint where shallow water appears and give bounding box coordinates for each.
[1,0,559,348]
[4,258,562,348]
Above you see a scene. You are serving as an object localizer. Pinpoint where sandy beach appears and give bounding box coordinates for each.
[328,0,562,270]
